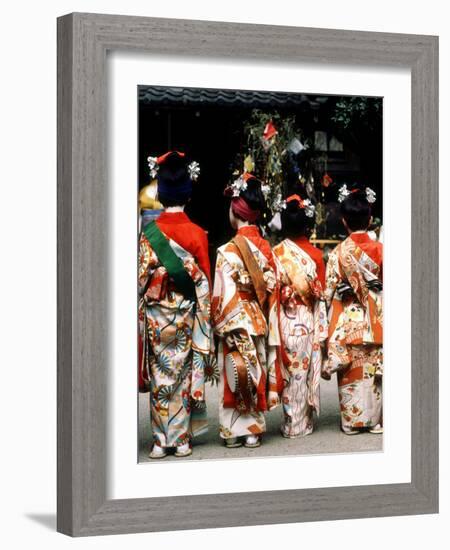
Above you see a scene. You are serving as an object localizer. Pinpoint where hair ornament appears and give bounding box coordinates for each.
[147,156,159,179]
[302,198,315,218]
[188,161,201,181]
[339,184,377,204]
[365,187,376,204]
[272,193,286,213]
[225,172,255,198]
[338,184,351,202]
[231,175,248,197]
[148,151,199,182]
[286,194,315,218]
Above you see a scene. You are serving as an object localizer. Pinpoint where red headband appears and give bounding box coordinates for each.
[156,151,185,164]
[286,194,307,208]
[231,197,260,223]
[241,172,254,182]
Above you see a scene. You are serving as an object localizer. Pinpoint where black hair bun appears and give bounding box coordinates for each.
[158,152,189,185]
[281,196,314,238]
[340,188,372,231]
[348,188,369,202]
[285,199,302,213]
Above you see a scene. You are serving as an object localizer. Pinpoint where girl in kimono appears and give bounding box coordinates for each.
[212,173,284,449]
[324,186,383,435]
[273,195,328,438]
[139,151,214,459]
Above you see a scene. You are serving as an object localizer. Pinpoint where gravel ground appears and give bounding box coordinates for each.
[138,373,382,462]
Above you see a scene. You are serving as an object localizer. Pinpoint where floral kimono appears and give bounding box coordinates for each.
[212,225,284,439]
[273,237,328,437]
[324,231,383,432]
[138,211,214,448]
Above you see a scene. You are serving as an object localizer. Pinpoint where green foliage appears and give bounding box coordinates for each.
[332,97,382,132]
[239,110,309,215]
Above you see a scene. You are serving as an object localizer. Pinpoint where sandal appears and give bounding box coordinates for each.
[225,437,243,448]
[244,435,261,448]
[369,424,384,434]
[149,445,167,459]
[174,442,193,457]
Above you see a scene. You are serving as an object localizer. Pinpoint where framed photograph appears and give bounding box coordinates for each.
[57,13,438,536]
[136,85,385,464]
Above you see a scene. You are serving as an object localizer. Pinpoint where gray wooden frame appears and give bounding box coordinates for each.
[57,12,438,537]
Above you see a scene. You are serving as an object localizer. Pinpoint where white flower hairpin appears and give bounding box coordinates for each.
[338,184,351,202]
[302,198,316,218]
[272,193,286,213]
[147,155,200,182]
[147,156,159,179]
[365,187,376,203]
[285,194,315,217]
[188,161,201,181]
[338,184,377,204]
[230,175,248,197]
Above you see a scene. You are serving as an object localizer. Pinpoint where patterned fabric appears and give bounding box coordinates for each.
[337,345,383,432]
[290,235,326,288]
[273,239,328,437]
[138,230,214,448]
[325,232,383,430]
[212,225,284,439]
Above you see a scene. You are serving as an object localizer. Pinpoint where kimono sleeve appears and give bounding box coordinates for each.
[211,249,241,337]
[190,257,214,402]
[138,233,159,293]
[378,242,383,283]
[315,251,326,290]
[324,248,341,308]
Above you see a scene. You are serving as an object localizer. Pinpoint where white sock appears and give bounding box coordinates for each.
[177,442,190,453]
[245,435,259,445]
[151,444,165,456]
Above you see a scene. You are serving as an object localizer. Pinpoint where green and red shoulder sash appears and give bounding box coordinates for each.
[143,220,196,301]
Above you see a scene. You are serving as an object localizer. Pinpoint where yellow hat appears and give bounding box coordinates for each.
[139,179,163,210]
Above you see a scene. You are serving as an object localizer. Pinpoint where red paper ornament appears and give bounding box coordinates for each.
[262,120,278,141]
[322,173,333,187]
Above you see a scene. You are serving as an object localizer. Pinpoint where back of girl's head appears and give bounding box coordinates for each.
[281,199,314,238]
[156,152,192,207]
[157,152,188,185]
[240,176,266,213]
[340,189,372,231]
